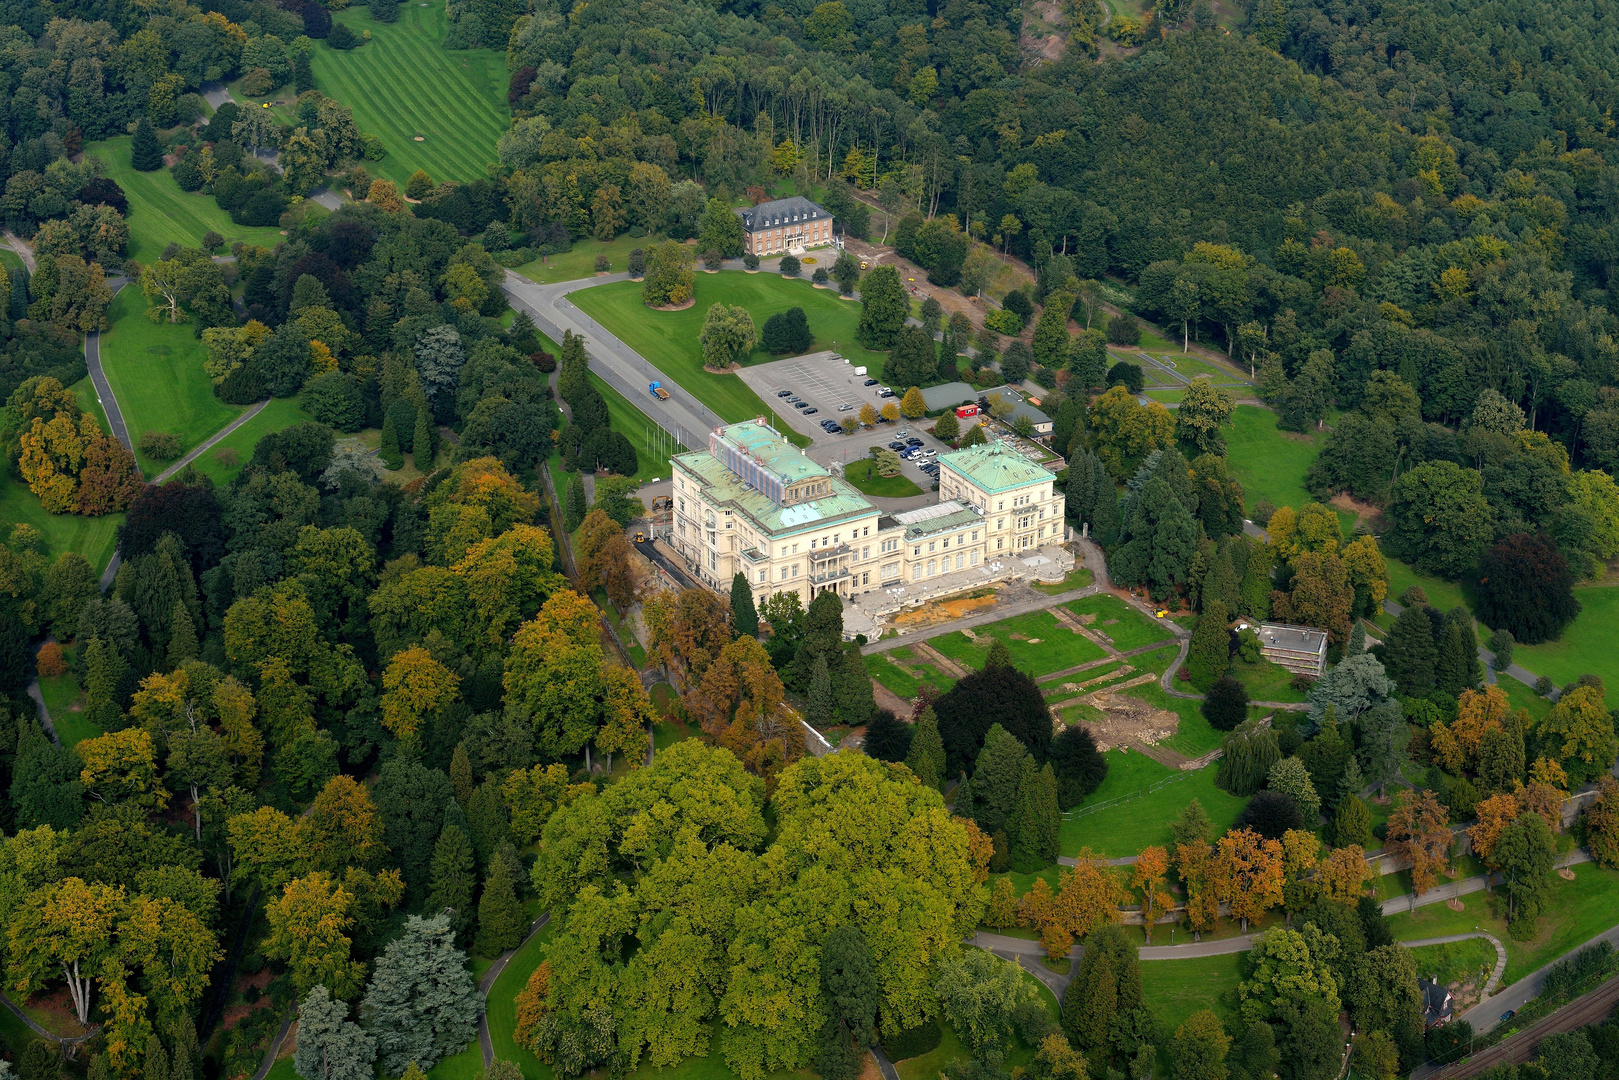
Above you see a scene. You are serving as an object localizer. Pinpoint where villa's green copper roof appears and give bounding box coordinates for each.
[939,442,1051,493]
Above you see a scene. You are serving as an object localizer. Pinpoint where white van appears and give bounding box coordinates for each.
[853,366,867,376]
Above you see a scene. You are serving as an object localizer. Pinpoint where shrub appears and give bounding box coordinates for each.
[369,0,399,22]
[1203,675,1249,731]
[327,22,358,48]
[813,267,829,284]
[1251,500,1276,527]
[627,248,646,277]
[1536,675,1555,696]
[780,255,801,276]
[1489,628,1515,671]
[1236,789,1303,839]
[1399,586,1428,607]
[1105,361,1144,394]
[202,230,224,252]
[214,447,241,468]
[36,642,67,678]
[984,308,1023,335]
[628,225,647,238]
[362,134,388,161]
[1003,289,1034,324]
[743,252,760,270]
[139,431,184,460]
[530,351,556,372]
[594,254,610,272]
[1106,312,1141,345]
[703,248,724,270]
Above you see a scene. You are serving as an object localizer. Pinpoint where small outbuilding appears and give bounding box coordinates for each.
[1256,622,1328,677]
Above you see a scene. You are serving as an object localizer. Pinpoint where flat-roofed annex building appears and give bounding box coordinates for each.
[670,422,1066,608]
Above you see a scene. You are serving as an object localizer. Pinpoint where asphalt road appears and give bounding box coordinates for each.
[502,272,724,457]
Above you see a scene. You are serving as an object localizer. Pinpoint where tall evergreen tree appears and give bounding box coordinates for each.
[474,862,525,957]
[360,913,480,1076]
[295,986,376,1080]
[428,818,476,941]
[1379,605,1438,698]
[145,1035,169,1080]
[293,50,315,94]
[166,600,199,666]
[816,926,879,1080]
[412,403,434,473]
[970,724,1033,840]
[131,118,162,171]
[1435,609,1483,695]
[730,572,758,637]
[807,653,835,727]
[905,708,947,790]
[379,412,404,470]
[82,637,126,730]
[1010,763,1061,871]
[564,473,586,531]
[1186,601,1231,690]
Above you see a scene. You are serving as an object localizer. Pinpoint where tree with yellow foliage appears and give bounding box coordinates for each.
[1317,845,1373,903]
[1432,686,1512,773]
[263,872,365,998]
[380,647,461,741]
[1131,846,1172,942]
[79,729,168,810]
[1176,840,1220,937]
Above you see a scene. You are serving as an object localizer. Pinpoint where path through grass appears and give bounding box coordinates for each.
[183,398,315,484]
[81,136,286,261]
[305,1,508,187]
[97,289,245,475]
[930,610,1108,674]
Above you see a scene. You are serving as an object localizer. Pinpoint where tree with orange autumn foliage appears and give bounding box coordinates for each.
[35,641,66,677]
[1386,789,1450,899]
[684,634,803,781]
[1018,849,1125,959]
[380,646,461,741]
[515,960,551,1051]
[1214,828,1284,932]
[1317,845,1373,903]
[1132,846,1172,942]
[1176,841,1220,938]
[1431,686,1512,774]
[1470,792,1520,872]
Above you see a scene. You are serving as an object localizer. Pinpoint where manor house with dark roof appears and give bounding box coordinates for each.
[735,196,834,256]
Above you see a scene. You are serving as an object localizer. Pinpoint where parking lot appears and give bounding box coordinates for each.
[734,351,957,489]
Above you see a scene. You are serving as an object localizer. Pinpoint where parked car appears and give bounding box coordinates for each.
[879,388,895,397]
[838,403,854,411]
[888,441,907,451]
[803,407,818,415]
[777,389,793,397]
[906,437,923,446]
[863,378,879,386]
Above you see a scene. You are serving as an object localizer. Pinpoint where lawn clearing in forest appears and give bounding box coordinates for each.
[1222,405,1323,518]
[81,135,286,262]
[515,234,667,284]
[303,0,508,187]
[1062,593,1173,651]
[1142,953,1244,1034]
[1510,584,1619,708]
[96,288,246,476]
[1059,752,1244,858]
[0,479,122,577]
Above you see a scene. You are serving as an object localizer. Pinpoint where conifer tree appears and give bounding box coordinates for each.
[1435,610,1483,695]
[807,653,835,727]
[1380,605,1438,698]
[171,1023,198,1080]
[1238,544,1272,618]
[985,637,1013,670]
[131,118,162,171]
[379,413,403,470]
[730,572,758,637]
[295,986,376,1080]
[145,1034,170,1080]
[465,778,508,866]
[564,473,586,531]
[427,819,475,941]
[167,600,199,666]
[1333,794,1373,848]
[474,863,525,957]
[449,743,473,807]
[905,707,947,790]
[360,914,480,1075]
[83,637,126,729]
[1008,757,1045,872]
[1186,601,1231,690]
[412,403,434,473]
[294,50,315,94]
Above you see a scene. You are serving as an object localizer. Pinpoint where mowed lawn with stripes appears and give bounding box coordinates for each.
[309,1,509,187]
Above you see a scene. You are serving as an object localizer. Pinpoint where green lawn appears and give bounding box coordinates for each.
[1032,567,1095,595]
[1387,865,1619,986]
[1404,937,1497,989]
[1230,657,1307,703]
[930,611,1108,676]
[1060,753,1246,858]
[515,234,667,284]
[844,461,923,497]
[1147,353,1252,385]
[1380,556,1472,617]
[425,1039,485,1080]
[487,924,555,1079]
[97,288,246,476]
[590,372,684,482]
[1141,953,1244,1033]
[262,1058,297,1080]
[1145,389,1186,404]
[1223,405,1324,518]
[1512,585,1619,707]
[0,247,23,273]
[864,648,957,701]
[304,0,509,187]
[1063,594,1173,651]
[81,136,286,262]
[37,645,103,748]
[0,479,122,576]
[184,398,315,484]
[569,273,890,436]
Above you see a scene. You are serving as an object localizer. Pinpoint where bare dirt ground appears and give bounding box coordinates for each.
[1329,493,1388,532]
[1021,0,1067,63]
[887,590,1001,630]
